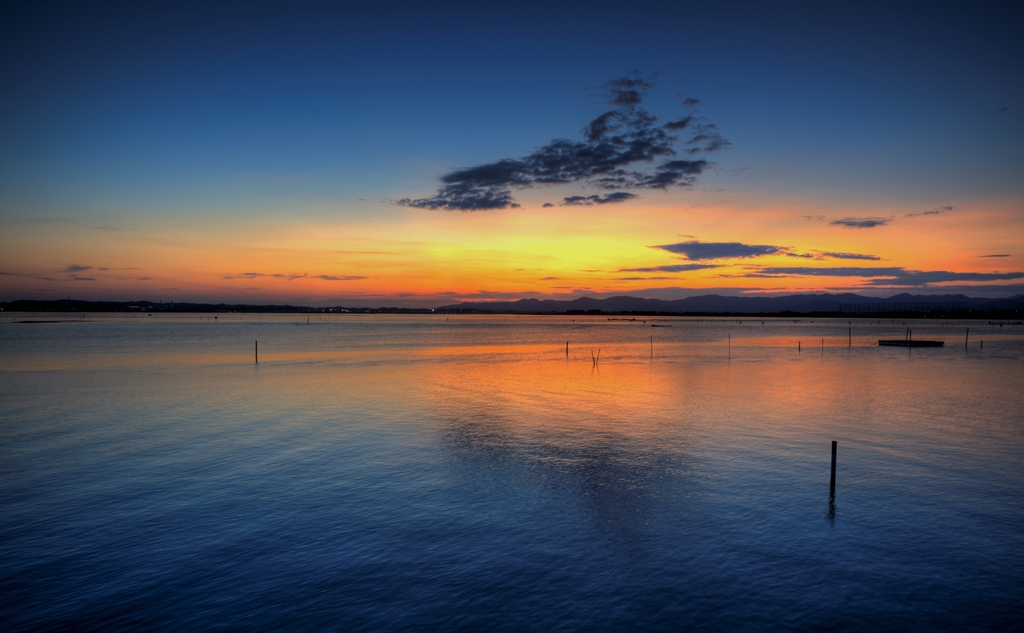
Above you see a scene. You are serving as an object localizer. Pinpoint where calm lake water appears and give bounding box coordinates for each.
[1,314,1022,631]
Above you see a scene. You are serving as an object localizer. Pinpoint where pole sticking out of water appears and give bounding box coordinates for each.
[848,327,851,347]
[798,341,801,352]
[566,342,569,358]
[830,441,837,492]
[255,340,258,364]
[728,333,731,357]
[965,327,969,348]
[650,335,653,357]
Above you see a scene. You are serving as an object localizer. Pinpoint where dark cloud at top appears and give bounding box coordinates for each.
[830,217,890,229]
[681,98,700,107]
[655,240,783,260]
[398,76,730,211]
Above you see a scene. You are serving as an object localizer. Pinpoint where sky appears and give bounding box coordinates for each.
[1,1,1022,307]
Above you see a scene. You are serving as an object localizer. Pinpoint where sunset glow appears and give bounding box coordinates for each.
[2,5,1021,307]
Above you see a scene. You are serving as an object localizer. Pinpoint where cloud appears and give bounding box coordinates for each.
[756,266,904,277]
[397,75,728,211]
[818,251,881,261]
[654,240,783,260]
[997,106,1009,113]
[1,269,100,282]
[830,217,890,228]
[664,115,695,130]
[223,272,363,281]
[618,263,721,273]
[865,270,1024,286]
[803,215,827,222]
[681,97,700,107]
[980,254,1010,258]
[603,75,655,106]
[906,205,954,218]
[312,274,367,281]
[745,266,1024,286]
[633,159,709,188]
[560,192,638,206]
[684,124,732,153]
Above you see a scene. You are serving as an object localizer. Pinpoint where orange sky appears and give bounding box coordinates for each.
[3,191,1021,306]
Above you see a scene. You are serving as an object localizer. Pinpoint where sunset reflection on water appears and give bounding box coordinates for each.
[1,315,1022,631]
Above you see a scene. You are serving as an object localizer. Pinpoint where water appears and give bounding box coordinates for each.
[1,314,1022,631]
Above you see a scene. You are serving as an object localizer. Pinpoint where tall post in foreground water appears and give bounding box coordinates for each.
[965,328,969,349]
[830,441,837,492]
[255,340,258,364]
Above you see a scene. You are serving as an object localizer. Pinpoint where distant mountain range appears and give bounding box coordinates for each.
[437,293,1024,314]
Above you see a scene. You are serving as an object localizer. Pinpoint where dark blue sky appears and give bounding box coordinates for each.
[2,1,1022,303]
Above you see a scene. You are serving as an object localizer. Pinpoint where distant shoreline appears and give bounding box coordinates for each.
[1,296,1021,320]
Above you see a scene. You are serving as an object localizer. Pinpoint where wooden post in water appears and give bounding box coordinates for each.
[798,341,801,352]
[830,441,837,492]
[965,328,969,348]
[255,340,258,364]
[728,333,731,356]
[566,342,569,358]
[848,327,851,347]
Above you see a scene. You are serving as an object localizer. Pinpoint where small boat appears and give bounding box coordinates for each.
[879,328,943,347]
